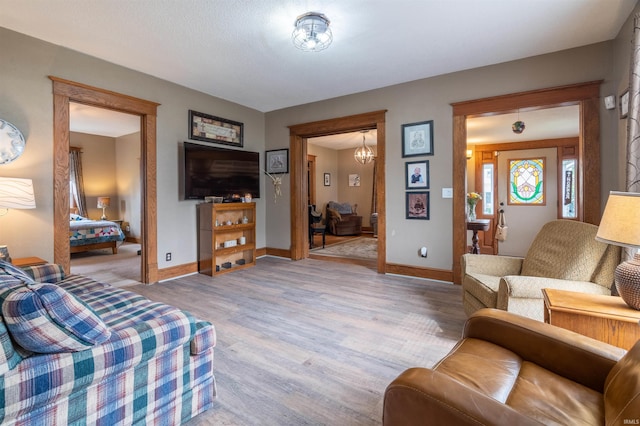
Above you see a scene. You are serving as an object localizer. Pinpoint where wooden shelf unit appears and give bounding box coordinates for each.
[198,202,256,276]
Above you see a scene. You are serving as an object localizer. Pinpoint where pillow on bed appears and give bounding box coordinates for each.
[2,282,111,353]
[70,213,86,221]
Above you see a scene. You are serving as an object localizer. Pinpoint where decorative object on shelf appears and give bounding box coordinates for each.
[265,149,289,174]
[466,192,482,221]
[97,197,110,220]
[406,191,430,220]
[0,177,36,214]
[405,160,429,189]
[0,119,26,165]
[189,110,243,147]
[323,173,331,186]
[402,120,434,157]
[595,191,640,310]
[292,12,332,52]
[244,193,252,202]
[354,130,374,165]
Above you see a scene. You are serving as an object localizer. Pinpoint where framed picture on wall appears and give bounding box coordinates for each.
[265,149,289,174]
[620,90,629,119]
[405,160,429,189]
[189,110,243,147]
[324,173,331,186]
[402,120,434,157]
[406,191,430,220]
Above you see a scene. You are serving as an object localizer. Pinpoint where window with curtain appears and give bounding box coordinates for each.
[69,147,87,217]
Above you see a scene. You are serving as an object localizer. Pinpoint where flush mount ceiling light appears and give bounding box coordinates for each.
[354,130,374,165]
[292,12,332,52]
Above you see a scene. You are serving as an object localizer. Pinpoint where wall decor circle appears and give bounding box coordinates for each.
[0,119,26,164]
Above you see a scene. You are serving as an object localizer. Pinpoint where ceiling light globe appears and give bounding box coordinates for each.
[292,12,332,52]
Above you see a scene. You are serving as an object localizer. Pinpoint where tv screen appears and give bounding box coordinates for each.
[183,142,260,200]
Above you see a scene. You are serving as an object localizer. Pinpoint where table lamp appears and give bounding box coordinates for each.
[0,177,36,263]
[595,191,640,310]
[97,197,110,220]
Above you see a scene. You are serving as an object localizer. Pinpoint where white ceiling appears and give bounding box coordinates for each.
[4,1,628,144]
[0,0,635,115]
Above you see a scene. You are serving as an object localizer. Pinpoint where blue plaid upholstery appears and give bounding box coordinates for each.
[0,266,217,424]
[21,263,65,283]
[1,282,111,353]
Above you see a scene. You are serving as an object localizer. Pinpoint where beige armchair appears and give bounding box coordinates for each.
[462,220,620,321]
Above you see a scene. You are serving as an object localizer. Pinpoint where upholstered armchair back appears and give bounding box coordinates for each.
[521,220,620,288]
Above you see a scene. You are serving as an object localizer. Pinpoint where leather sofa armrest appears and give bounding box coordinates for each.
[463,309,626,392]
[383,367,540,426]
[461,253,523,276]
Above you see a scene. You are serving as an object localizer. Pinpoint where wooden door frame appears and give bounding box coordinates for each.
[289,110,387,273]
[50,76,160,283]
[451,81,602,284]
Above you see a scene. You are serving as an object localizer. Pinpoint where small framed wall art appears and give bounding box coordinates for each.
[265,149,289,174]
[406,191,430,220]
[402,120,434,157]
[405,160,429,189]
[620,90,629,119]
[324,173,331,186]
[189,110,243,147]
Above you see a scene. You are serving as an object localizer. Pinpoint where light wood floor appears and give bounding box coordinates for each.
[128,256,466,425]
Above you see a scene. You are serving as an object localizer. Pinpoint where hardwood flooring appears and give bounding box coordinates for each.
[128,256,466,425]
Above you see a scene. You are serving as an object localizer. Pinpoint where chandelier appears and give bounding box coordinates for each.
[292,12,332,52]
[354,131,374,165]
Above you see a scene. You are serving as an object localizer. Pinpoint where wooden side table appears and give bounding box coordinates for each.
[466,219,490,254]
[13,257,48,267]
[543,288,640,350]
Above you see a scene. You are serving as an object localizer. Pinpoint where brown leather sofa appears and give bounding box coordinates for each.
[326,201,362,236]
[383,309,639,425]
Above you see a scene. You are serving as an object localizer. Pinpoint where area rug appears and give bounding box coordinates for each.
[310,236,377,259]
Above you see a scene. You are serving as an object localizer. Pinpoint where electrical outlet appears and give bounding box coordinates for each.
[165,252,172,261]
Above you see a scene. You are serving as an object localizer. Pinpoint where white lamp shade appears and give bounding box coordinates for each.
[596,191,640,249]
[0,177,36,209]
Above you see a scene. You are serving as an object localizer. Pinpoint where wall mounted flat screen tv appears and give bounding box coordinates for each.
[183,142,260,200]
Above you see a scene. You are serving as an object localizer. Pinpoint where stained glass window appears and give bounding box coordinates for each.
[508,158,545,205]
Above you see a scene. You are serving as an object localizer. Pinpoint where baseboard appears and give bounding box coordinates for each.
[157,262,198,281]
[385,263,454,283]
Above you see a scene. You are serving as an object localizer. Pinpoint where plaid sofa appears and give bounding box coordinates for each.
[0,263,216,425]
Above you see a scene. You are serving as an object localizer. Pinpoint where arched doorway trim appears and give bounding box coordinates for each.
[451,81,602,283]
[288,110,387,273]
[50,76,160,283]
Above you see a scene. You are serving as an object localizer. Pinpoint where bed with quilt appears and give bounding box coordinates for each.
[70,214,125,254]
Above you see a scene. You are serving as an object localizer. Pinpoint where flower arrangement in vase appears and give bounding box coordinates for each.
[467,192,482,221]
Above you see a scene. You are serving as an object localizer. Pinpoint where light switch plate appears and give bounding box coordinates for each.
[442,188,453,198]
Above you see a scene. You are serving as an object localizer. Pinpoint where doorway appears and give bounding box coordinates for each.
[289,110,387,273]
[451,81,602,283]
[51,76,160,283]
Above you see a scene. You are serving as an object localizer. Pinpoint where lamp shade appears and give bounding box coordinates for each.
[595,191,640,249]
[0,177,36,209]
[97,197,110,208]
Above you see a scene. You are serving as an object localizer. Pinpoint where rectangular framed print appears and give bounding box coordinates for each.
[402,120,434,157]
[265,149,289,174]
[189,110,243,147]
[406,160,429,189]
[406,191,430,220]
[324,173,331,186]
